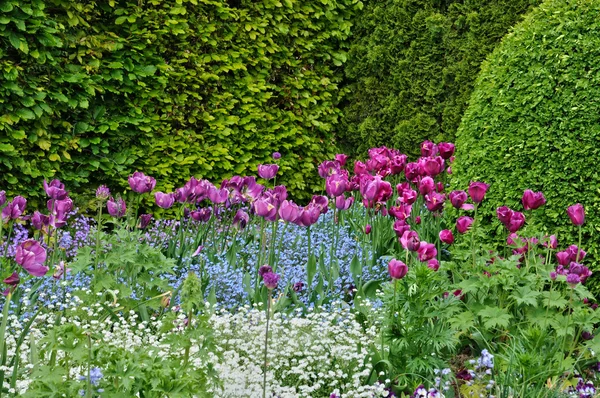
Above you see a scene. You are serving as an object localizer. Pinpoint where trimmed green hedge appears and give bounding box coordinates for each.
[0,0,360,206]
[337,0,539,158]
[453,0,600,283]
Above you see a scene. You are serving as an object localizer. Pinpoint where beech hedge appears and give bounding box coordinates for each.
[0,0,360,205]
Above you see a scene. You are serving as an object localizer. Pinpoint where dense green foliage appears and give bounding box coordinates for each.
[453,0,600,280]
[337,0,540,158]
[0,0,359,206]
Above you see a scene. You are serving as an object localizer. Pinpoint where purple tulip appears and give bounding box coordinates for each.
[567,245,586,262]
[420,140,438,157]
[208,186,228,204]
[582,331,594,341]
[191,208,212,223]
[456,216,474,234]
[258,164,279,180]
[425,192,445,212]
[138,214,152,229]
[388,259,408,280]
[449,190,468,209]
[438,142,455,159]
[233,209,250,229]
[1,196,27,221]
[128,172,156,194]
[0,190,5,207]
[279,200,300,223]
[354,160,368,175]
[293,282,304,293]
[107,197,126,218]
[427,259,440,271]
[389,154,407,175]
[335,195,354,210]
[96,185,110,200]
[401,189,418,205]
[15,239,49,277]
[393,219,410,237]
[254,196,278,220]
[522,189,546,211]
[49,198,73,228]
[544,235,558,249]
[262,272,280,290]
[258,265,273,277]
[417,242,437,262]
[468,182,489,204]
[506,211,525,233]
[298,205,321,226]
[389,204,412,221]
[365,224,372,234]
[31,211,50,230]
[43,179,68,200]
[567,273,581,287]
[496,206,514,225]
[439,229,454,244]
[421,156,444,177]
[272,152,281,160]
[556,251,570,266]
[567,203,585,226]
[310,195,329,214]
[3,272,20,287]
[155,192,175,209]
[335,154,349,167]
[404,162,421,181]
[400,230,420,251]
[418,177,435,195]
[325,174,348,198]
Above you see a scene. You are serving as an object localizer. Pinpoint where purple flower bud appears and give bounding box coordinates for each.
[138,214,152,229]
[522,189,546,211]
[335,195,353,210]
[15,240,48,277]
[400,230,420,251]
[388,259,408,280]
[272,152,281,160]
[232,209,249,229]
[293,281,304,293]
[128,172,156,194]
[0,190,6,207]
[427,259,440,271]
[1,196,27,221]
[107,197,126,218]
[96,185,110,200]
[438,142,455,159]
[262,272,280,290]
[550,271,557,280]
[582,331,594,341]
[43,179,68,200]
[468,182,489,204]
[3,272,20,287]
[258,265,273,277]
[191,208,211,223]
[567,273,581,286]
[456,216,474,234]
[257,164,279,180]
[439,229,454,244]
[567,203,585,226]
[335,154,348,167]
[365,224,372,235]
[155,192,175,209]
[449,190,467,209]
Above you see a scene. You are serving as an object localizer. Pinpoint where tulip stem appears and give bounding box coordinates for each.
[0,291,12,397]
[262,290,272,398]
[576,225,582,263]
[471,205,478,268]
[86,333,93,398]
[94,204,103,270]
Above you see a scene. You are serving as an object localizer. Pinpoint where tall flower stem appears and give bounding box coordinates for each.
[86,333,93,398]
[0,291,12,398]
[576,225,583,262]
[94,204,103,270]
[262,290,272,398]
[471,204,478,268]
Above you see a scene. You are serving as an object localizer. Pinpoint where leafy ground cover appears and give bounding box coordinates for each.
[0,143,599,397]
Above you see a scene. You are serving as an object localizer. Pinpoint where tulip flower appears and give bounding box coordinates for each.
[427,259,440,271]
[400,230,420,251]
[420,140,438,157]
[3,272,20,291]
[1,196,27,221]
[544,235,558,249]
[449,191,467,209]
[389,204,411,220]
[31,211,50,231]
[522,190,546,211]
[107,197,127,218]
[258,265,273,277]
[567,203,585,226]
[96,185,110,200]
[335,195,353,210]
[421,156,444,177]
[310,195,329,214]
[191,208,211,222]
[404,162,420,181]
[393,219,410,237]
[506,211,525,233]
[48,198,73,228]
[335,154,348,167]
[456,216,474,234]
[318,160,340,178]
[325,174,347,197]
[128,172,156,194]
[567,245,586,262]
[438,142,455,159]
[496,206,514,225]
[0,190,5,207]
[439,229,454,244]
[556,251,570,266]
[279,200,300,223]
[262,272,280,290]
[272,152,281,160]
[436,182,445,193]
[418,177,435,195]
[52,261,71,280]
[138,214,152,229]
[354,160,368,175]
[364,224,372,234]
[468,182,489,204]
[43,179,68,200]
[15,239,48,277]
[415,216,421,224]
[425,192,445,212]
[232,209,249,229]
[388,259,408,279]
[155,192,175,209]
[401,189,418,205]
[417,242,437,262]
[389,154,407,175]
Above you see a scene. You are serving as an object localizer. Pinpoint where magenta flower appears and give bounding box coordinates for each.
[567,203,585,226]
[417,242,437,262]
[335,195,353,210]
[3,272,20,287]
[191,208,211,223]
[420,140,438,157]
[389,204,412,220]
[31,211,50,230]
[233,209,250,229]
[297,205,321,226]
[544,235,558,249]
[107,197,126,218]
[567,273,581,287]
[128,172,156,194]
[389,154,407,175]
[95,185,110,200]
[400,230,420,251]
[506,211,525,233]
[556,251,570,266]
[258,164,279,180]
[449,190,467,209]
[155,192,175,209]
[335,154,349,167]
[43,179,68,200]
[468,182,489,204]
[279,200,300,223]
[496,206,514,225]
[522,189,546,211]
[254,196,278,221]
[15,240,48,277]
[0,190,5,207]
[258,265,273,277]
[272,152,281,160]
[310,195,329,214]
[49,198,73,228]
[427,259,440,271]
[1,196,27,221]
[456,216,474,234]
[52,261,71,280]
[567,245,586,262]
[388,259,408,280]
[438,142,455,159]
[404,162,421,181]
[418,176,435,195]
[439,229,454,244]
[401,189,418,205]
[415,216,421,224]
[421,157,444,177]
[354,160,368,175]
[319,160,341,178]
[138,214,152,229]
[262,272,280,290]
[393,219,410,237]
[425,192,445,212]
[325,174,348,197]
[364,224,372,234]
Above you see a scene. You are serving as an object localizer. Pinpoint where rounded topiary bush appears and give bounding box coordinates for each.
[453,0,600,281]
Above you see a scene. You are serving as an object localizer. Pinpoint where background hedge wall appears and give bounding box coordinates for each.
[452,0,600,286]
[337,0,540,158]
[0,0,360,206]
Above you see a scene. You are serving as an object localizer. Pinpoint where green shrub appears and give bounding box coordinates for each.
[0,0,360,206]
[337,0,539,158]
[452,0,600,288]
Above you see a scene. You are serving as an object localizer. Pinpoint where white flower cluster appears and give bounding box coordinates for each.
[2,292,388,397]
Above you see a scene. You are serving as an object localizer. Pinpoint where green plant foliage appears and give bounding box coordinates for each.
[337,0,539,158]
[0,0,361,206]
[452,0,600,287]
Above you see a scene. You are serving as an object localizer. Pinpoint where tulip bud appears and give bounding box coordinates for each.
[439,229,454,244]
[262,272,280,290]
[449,191,467,209]
[365,224,372,234]
[388,259,408,280]
[522,189,546,211]
[468,182,489,204]
[400,230,420,251]
[566,203,585,226]
[272,152,281,160]
[456,216,474,234]
[427,259,439,271]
